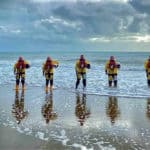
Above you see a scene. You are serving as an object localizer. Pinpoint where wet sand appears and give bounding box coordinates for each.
[0,125,44,150]
[0,85,150,150]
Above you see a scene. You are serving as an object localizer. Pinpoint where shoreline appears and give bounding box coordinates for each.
[4,84,150,99]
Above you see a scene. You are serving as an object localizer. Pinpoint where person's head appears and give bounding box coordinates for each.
[148,56,150,61]
[47,56,51,61]
[110,56,115,61]
[80,55,84,60]
[18,56,23,61]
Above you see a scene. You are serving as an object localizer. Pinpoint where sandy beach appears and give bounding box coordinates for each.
[0,85,150,150]
[0,124,45,150]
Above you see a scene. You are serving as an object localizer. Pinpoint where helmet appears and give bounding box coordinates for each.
[110,56,114,60]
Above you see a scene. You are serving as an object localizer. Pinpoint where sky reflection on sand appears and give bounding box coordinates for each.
[0,87,150,149]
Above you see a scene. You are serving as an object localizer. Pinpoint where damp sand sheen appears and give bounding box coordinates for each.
[0,86,150,150]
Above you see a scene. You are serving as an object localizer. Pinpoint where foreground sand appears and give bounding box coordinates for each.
[0,125,44,150]
[0,85,150,150]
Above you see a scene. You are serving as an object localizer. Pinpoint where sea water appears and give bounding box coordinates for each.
[0,51,149,98]
[0,50,150,150]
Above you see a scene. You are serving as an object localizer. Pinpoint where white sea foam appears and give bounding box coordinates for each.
[16,127,24,133]
[36,131,49,141]
[72,143,93,150]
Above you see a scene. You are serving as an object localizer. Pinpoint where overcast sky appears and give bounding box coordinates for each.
[0,0,150,52]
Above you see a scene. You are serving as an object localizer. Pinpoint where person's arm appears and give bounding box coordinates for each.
[53,60,59,68]
[25,61,30,69]
[144,60,148,77]
[14,63,17,74]
[144,60,148,70]
[105,61,108,74]
[75,61,78,72]
[116,62,121,69]
[42,63,45,76]
[86,60,91,69]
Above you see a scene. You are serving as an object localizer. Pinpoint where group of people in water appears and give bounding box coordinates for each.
[13,55,150,91]
[12,55,150,126]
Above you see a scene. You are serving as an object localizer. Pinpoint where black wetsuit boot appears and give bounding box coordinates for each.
[83,79,86,89]
[114,80,117,87]
[109,81,112,87]
[148,80,150,87]
[46,79,49,87]
[76,79,80,89]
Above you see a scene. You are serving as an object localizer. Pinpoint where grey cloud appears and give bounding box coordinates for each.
[0,0,150,51]
[52,1,142,36]
[129,0,150,14]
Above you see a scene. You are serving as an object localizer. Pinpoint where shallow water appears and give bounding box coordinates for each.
[0,51,150,98]
[0,86,150,150]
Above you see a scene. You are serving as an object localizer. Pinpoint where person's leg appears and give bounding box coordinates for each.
[46,79,49,86]
[50,73,53,90]
[82,73,86,89]
[147,73,150,87]
[108,74,113,87]
[148,80,150,87]
[76,79,80,89]
[113,74,117,87]
[16,73,20,90]
[45,73,50,90]
[76,73,81,89]
[21,73,25,89]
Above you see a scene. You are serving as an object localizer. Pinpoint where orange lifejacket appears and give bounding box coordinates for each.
[16,60,26,69]
[45,60,53,70]
[79,59,86,69]
[108,60,116,69]
[147,60,150,68]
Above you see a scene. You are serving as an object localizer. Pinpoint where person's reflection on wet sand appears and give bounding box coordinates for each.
[12,90,28,124]
[75,92,90,126]
[42,93,57,124]
[146,98,150,120]
[106,96,120,125]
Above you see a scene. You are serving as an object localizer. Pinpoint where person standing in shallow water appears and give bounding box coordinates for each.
[42,56,59,92]
[14,56,30,90]
[75,55,91,89]
[144,56,150,87]
[105,56,120,87]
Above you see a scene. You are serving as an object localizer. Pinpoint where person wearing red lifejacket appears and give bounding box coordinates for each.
[42,56,59,91]
[14,57,30,90]
[75,55,91,89]
[105,56,120,87]
[144,56,150,87]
